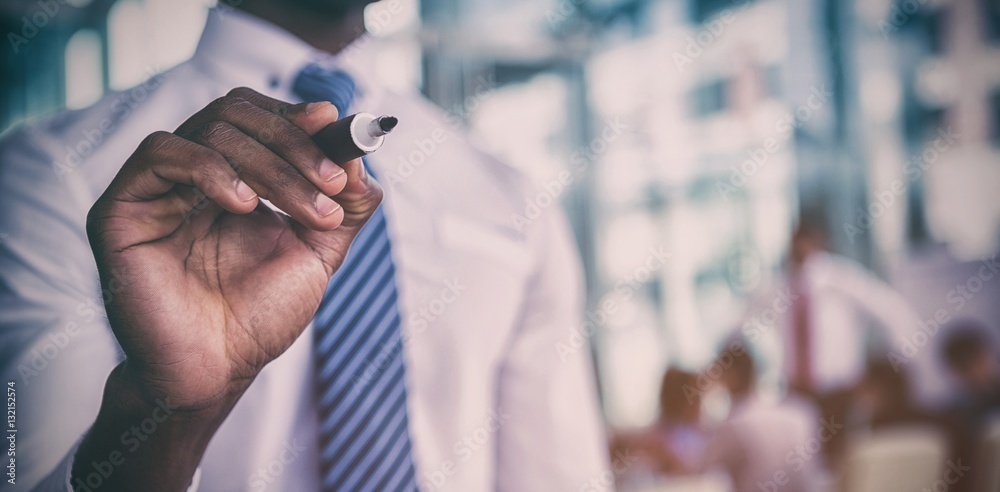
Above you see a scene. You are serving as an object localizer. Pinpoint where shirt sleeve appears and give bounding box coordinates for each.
[27,439,76,492]
[829,256,920,349]
[27,436,202,492]
[494,206,612,491]
[0,126,122,490]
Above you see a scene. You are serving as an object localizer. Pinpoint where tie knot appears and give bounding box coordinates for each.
[293,63,357,116]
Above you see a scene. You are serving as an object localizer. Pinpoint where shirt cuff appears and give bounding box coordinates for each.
[30,435,202,492]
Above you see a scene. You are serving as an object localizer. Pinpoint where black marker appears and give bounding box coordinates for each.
[312,112,398,164]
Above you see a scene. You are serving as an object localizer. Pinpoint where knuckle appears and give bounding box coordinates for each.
[227,86,258,100]
[264,131,301,156]
[200,121,236,143]
[205,96,231,114]
[274,162,305,190]
[368,182,385,206]
[207,96,250,118]
[275,103,292,118]
[357,181,385,213]
[194,162,224,187]
[138,130,173,154]
[187,146,233,180]
[195,147,229,168]
[251,114,284,144]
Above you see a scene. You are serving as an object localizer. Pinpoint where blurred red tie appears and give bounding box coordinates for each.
[791,278,813,393]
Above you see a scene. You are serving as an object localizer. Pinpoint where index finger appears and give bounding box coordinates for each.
[175,87,340,138]
[229,87,340,135]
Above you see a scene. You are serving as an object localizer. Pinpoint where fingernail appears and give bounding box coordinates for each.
[319,158,345,182]
[236,180,256,201]
[286,101,331,116]
[305,102,332,114]
[315,195,341,217]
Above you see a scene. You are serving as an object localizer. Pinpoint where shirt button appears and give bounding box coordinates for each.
[269,76,280,89]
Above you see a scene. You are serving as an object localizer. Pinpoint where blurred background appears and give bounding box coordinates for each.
[2,0,999,490]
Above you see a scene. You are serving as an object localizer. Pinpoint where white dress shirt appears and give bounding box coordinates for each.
[0,8,609,491]
[704,395,820,492]
[744,252,922,395]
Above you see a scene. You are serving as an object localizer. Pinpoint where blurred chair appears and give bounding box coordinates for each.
[973,416,1000,492]
[839,426,947,492]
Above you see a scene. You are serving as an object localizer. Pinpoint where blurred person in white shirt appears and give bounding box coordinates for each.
[746,217,919,397]
[743,216,922,461]
[703,345,821,492]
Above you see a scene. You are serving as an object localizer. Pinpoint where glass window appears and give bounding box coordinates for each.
[64,29,103,109]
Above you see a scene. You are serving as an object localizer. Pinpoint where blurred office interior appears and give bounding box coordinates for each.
[2,0,999,490]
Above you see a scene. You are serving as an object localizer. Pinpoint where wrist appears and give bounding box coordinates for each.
[113,360,249,415]
[71,363,239,491]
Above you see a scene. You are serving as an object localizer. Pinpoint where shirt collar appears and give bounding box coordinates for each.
[191,7,381,107]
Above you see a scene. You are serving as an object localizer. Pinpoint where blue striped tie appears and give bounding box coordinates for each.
[294,63,420,492]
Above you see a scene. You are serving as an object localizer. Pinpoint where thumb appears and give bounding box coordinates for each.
[334,158,383,228]
[294,157,384,276]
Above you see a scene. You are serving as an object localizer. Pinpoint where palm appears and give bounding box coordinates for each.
[97,199,349,409]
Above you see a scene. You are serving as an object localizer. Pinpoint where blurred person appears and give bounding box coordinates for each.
[744,216,922,461]
[854,358,937,428]
[768,217,920,395]
[612,368,708,477]
[853,358,973,491]
[0,1,609,490]
[941,321,1000,415]
[703,346,820,492]
[940,320,1000,489]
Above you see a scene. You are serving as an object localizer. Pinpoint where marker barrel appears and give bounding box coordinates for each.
[312,112,391,164]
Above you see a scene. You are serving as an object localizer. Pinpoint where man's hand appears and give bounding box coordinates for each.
[87,87,380,409]
[74,87,381,490]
